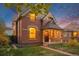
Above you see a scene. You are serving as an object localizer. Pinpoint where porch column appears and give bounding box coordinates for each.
[61,31,64,43]
[49,29,51,44]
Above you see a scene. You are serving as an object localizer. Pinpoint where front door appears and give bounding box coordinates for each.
[43,31,49,43]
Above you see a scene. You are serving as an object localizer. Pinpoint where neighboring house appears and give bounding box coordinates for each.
[12,10,63,46]
[63,22,79,42]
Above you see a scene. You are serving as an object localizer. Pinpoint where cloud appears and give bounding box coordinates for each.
[6,22,12,28]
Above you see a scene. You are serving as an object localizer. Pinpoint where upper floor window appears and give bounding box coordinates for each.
[29,13,36,22]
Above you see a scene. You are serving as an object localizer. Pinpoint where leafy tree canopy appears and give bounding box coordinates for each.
[4,3,52,15]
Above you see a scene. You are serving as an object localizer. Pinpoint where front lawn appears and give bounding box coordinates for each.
[49,43,79,55]
[0,45,67,56]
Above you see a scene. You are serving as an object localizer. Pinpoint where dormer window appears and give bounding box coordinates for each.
[29,13,36,22]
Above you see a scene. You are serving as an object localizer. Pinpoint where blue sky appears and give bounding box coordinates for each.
[50,3,79,27]
[0,3,79,28]
[50,3,79,20]
[0,4,15,28]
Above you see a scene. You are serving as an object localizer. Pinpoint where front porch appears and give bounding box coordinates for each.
[42,29,63,45]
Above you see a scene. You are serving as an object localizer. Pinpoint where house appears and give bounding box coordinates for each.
[63,22,79,42]
[12,10,63,46]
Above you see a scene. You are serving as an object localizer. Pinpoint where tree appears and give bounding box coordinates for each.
[4,3,51,15]
[0,18,9,46]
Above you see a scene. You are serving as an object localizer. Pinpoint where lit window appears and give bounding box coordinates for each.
[44,31,49,36]
[29,13,36,22]
[73,32,77,37]
[78,32,79,37]
[54,30,58,38]
[29,28,36,39]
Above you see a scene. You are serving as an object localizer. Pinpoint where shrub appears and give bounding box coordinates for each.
[0,18,10,46]
[68,38,79,47]
[0,35,9,46]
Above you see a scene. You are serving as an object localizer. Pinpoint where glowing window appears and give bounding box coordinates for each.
[29,28,36,39]
[44,31,49,36]
[54,30,58,38]
[78,32,79,37]
[73,32,77,37]
[29,13,36,22]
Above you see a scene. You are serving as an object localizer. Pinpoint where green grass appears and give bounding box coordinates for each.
[0,45,67,56]
[49,43,79,55]
[19,45,67,56]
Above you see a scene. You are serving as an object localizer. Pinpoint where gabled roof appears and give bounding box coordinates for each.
[44,20,62,29]
[13,9,62,30]
[64,22,79,31]
[42,12,62,30]
[13,8,30,22]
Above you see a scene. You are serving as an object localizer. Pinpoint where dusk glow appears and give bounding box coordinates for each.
[0,3,79,56]
[0,4,79,28]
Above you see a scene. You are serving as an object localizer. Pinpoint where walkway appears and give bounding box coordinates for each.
[40,46,78,56]
[12,44,18,49]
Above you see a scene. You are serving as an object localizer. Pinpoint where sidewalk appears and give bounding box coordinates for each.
[40,46,78,56]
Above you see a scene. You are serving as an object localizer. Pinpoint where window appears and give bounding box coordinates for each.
[29,13,36,22]
[44,31,49,36]
[54,30,58,38]
[78,32,79,37]
[73,32,77,37]
[29,28,36,39]
[53,30,61,38]
[51,30,54,38]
